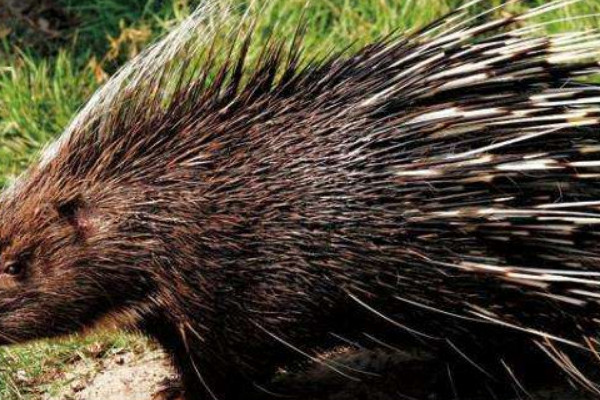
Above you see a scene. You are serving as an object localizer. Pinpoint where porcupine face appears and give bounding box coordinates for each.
[0,170,156,345]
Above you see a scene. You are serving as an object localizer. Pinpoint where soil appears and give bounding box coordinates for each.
[45,349,179,400]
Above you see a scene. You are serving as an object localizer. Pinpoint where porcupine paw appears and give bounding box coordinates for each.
[152,377,185,400]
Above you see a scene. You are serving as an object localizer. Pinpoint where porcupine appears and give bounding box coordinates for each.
[3,0,600,399]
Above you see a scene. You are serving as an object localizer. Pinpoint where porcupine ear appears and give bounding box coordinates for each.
[56,195,90,238]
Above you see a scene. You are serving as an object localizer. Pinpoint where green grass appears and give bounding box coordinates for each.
[1,0,600,398]
[0,332,153,399]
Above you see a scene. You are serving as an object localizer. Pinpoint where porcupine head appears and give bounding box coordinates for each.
[4,1,600,399]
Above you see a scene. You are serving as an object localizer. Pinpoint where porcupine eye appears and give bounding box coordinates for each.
[2,251,31,278]
[4,260,25,277]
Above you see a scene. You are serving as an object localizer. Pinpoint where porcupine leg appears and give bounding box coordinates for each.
[173,356,251,400]
[141,315,256,400]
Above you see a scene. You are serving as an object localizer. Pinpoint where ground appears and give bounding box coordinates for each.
[2,0,600,399]
[45,346,176,400]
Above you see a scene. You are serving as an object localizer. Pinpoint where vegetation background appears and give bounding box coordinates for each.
[1,0,600,398]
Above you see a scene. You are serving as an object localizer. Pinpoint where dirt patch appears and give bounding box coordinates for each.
[45,348,177,400]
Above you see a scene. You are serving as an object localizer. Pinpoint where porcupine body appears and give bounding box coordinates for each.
[3,1,600,399]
